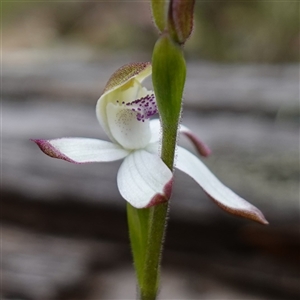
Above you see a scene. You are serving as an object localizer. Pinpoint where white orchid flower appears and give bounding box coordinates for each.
[33,62,267,224]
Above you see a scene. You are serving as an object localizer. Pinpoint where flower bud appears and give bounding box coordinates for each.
[168,0,195,44]
[151,0,169,32]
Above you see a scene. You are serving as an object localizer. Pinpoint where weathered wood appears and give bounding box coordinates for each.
[1,224,123,300]
[2,99,299,221]
[3,56,298,115]
[2,221,299,299]
[2,58,299,299]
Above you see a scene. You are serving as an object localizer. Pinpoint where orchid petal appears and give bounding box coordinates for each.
[96,63,152,143]
[106,103,151,150]
[180,124,211,157]
[149,118,162,143]
[176,146,268,224]
[117,150,173,208]
[145,141,160,156]
[32,138,129,164]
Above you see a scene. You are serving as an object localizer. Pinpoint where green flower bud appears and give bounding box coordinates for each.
[151,0,169,32]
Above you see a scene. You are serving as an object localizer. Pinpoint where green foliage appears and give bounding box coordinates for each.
[127,201,169,300]
[127,203,150,289]
[139,203,169,300]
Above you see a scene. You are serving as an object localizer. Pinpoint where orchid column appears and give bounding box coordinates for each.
[127,1,195,299]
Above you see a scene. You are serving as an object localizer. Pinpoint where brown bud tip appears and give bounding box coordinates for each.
[168,0,195,44]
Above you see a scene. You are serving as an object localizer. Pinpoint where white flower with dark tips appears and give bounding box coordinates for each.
[33,62,268,224]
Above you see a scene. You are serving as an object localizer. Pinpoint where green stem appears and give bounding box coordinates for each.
[140,202,169,300]
[139,123,178,300]
[128,127,177,300]
[129,30,186,300]
[127,199,170,300]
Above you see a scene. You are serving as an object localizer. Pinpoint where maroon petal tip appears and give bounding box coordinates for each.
[207,193,269,225]
[31,138,77,163]
[146,178,173,208]
[182,130,211,157]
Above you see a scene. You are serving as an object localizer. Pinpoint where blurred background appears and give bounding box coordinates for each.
[2,1,299,299]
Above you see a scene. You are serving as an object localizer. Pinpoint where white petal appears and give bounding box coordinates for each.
[149,118,161,143]
[117,150,173,208]
[145,142,160,155]
[33,138,129,164]
[106,102,151,150]
[96,79,143,143]
[176,146,268,224]
[96,62,151,143]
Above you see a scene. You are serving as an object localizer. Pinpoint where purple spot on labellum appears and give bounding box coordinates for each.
[130,94,157,122]
[115,93,158,122]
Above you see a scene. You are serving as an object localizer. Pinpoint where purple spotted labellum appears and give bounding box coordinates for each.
[121,93,157,122]
[32,62,268,224]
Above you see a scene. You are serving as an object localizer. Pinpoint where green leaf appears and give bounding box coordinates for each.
[127,203,150,288]
[151,0,169,32]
